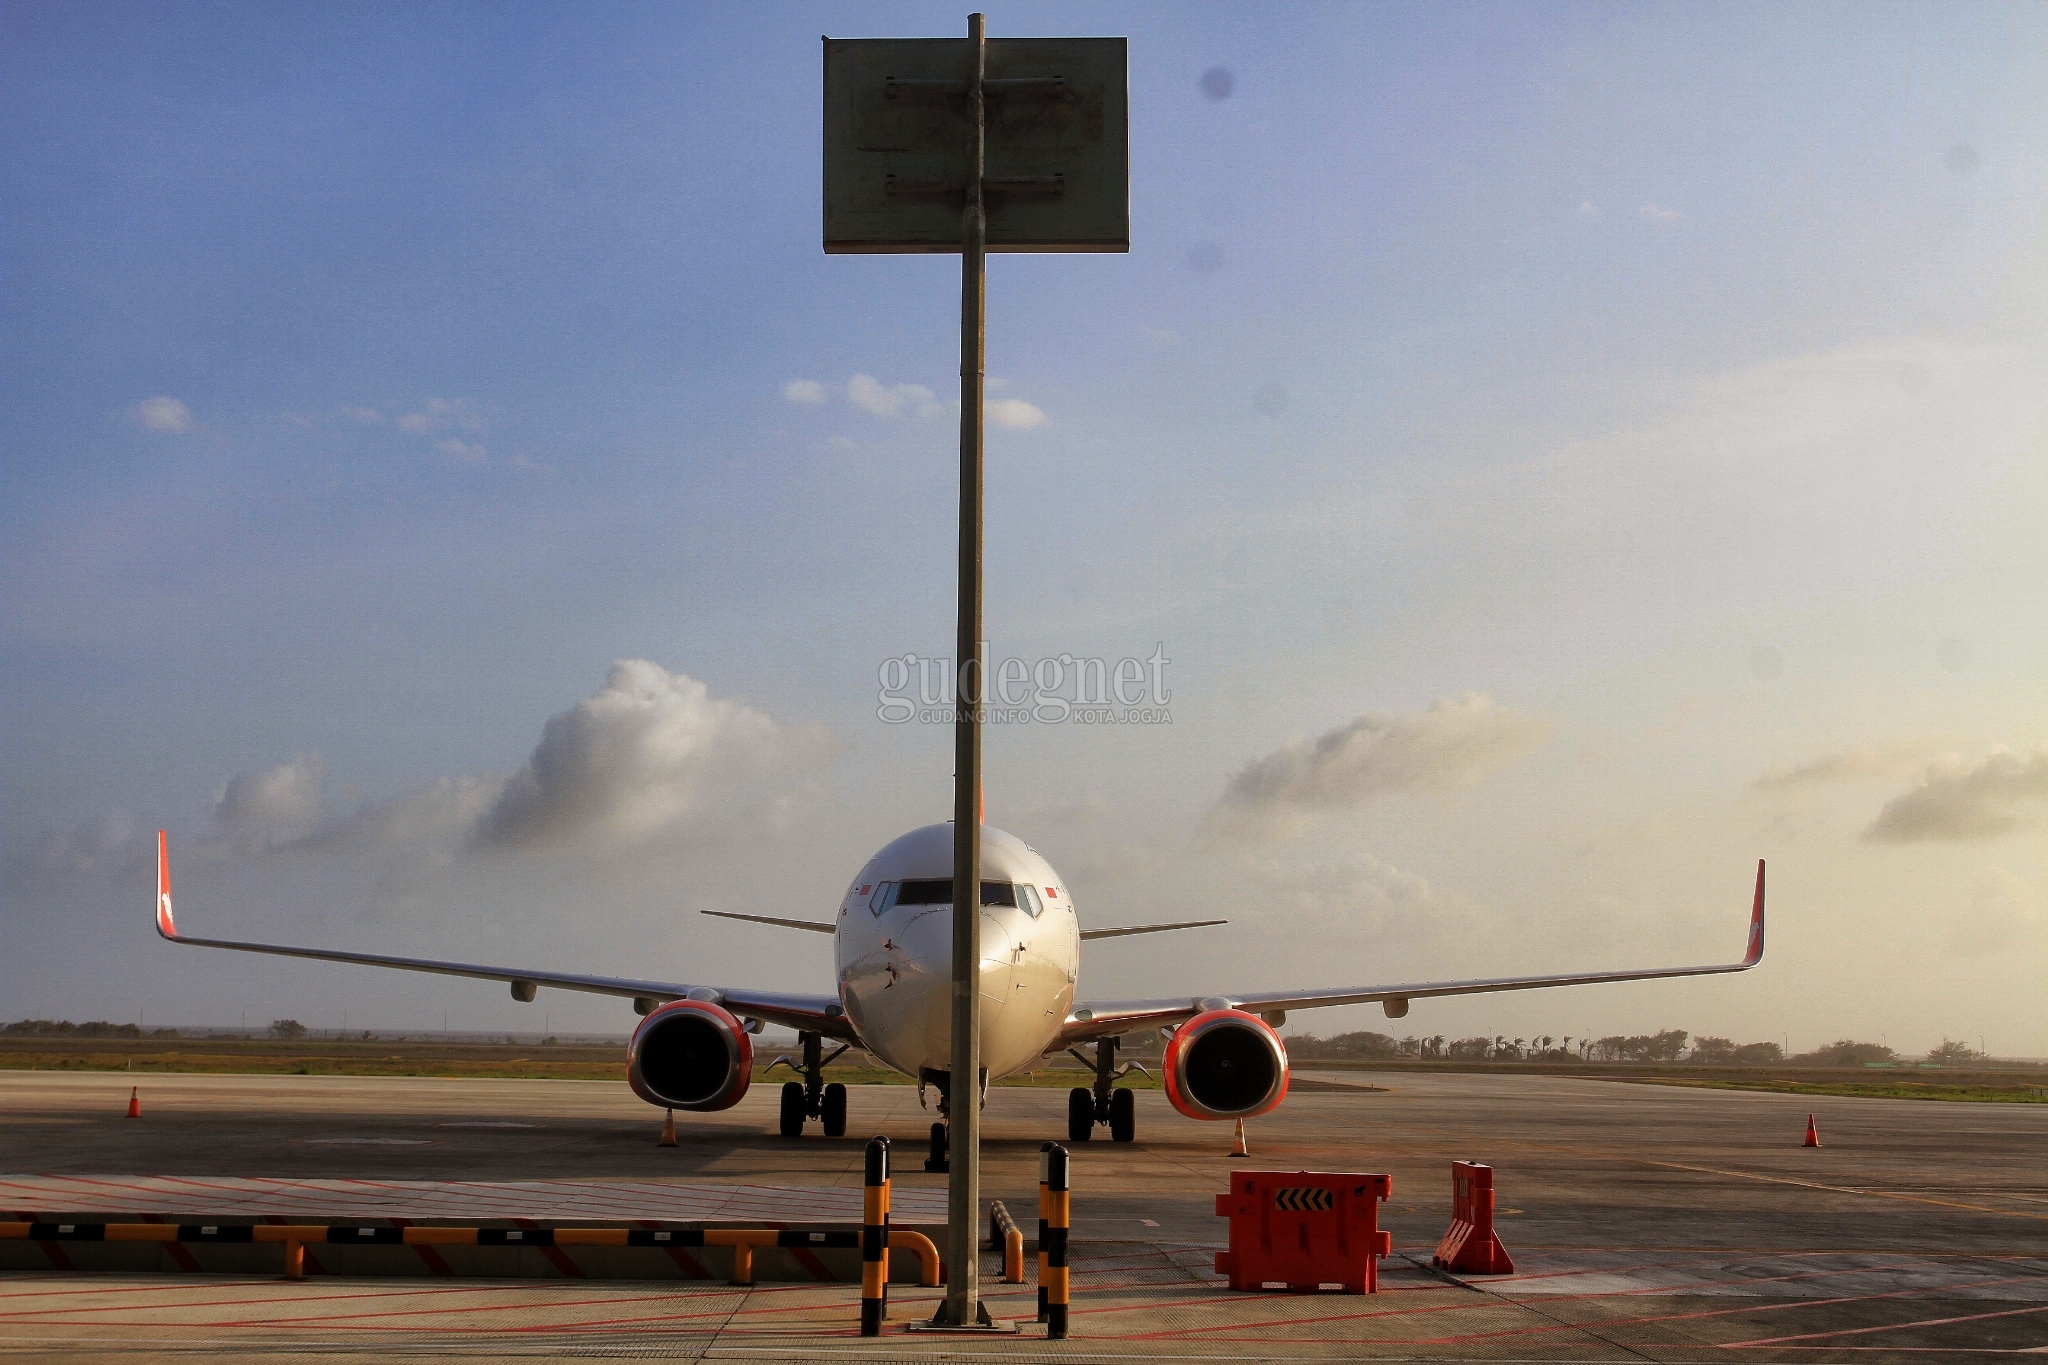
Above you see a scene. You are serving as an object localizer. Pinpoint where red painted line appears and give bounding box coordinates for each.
[512,1217,585,1279]
[138,1213,204,1273]
[0,1281,535,1322]
[1121,1271,2046,1346]
[788,1247,835,1281]
[1724,1301,2048,1347]
[33,1242,75,1272]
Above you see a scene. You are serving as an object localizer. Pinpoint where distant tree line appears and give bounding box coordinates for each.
[1284,1028,1998,1068]
[3,1019,149,1038]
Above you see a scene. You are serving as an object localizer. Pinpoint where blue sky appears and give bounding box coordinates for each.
[5,3,2044,1053]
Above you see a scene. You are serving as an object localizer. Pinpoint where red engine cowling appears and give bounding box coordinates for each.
[627,1000,754,1112]
[1162,1008,1290,1121]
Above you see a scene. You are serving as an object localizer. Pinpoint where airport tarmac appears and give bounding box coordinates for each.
[2,1067,2044,1360]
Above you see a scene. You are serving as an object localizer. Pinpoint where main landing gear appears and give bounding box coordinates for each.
[771,1031,850,1138]
[1065,1036,1142,1143]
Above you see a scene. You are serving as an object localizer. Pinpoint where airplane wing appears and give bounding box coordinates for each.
[1058,860,1765,1046]
[150,832,854,1040]
[1080,919,1227,941]
[702,910,836,934]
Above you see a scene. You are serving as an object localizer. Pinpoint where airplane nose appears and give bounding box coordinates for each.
[881,906,1017,1069]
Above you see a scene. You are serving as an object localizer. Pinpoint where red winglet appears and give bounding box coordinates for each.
[1742,859,1766,967]
[155,830,177,940]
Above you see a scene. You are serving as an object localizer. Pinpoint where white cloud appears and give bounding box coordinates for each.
[395,397,483,435]
[782,379,829,404]
[1211,693,1548,833]
[1638,202,1682,221]
[210,754,328,856]
[1577,200,1599,218]
[219,663,838,865]
[3,813,149,883]
[989,398,1047,431]
[846,374,943,420]
[1141,326,1179,345]
[340,405,383,425]
[435,437,487,464]
[1750,742,1944,793]
[476,660,837,851]
[1864,746,2048,843]
[131,396,196,433]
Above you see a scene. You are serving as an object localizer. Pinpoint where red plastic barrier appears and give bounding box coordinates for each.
[1432,1161,1514,1275]
[1214,1170,1392,1294]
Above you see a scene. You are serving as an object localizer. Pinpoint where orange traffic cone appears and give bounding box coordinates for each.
[126,1087,140,1118]
[1802,1114,1820,1148]
[658,1108,677,1148]
[1229,1118,1249,1157]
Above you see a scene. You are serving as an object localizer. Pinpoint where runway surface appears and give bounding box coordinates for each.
[2,1067,2044,1360]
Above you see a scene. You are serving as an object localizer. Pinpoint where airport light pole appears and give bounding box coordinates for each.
[823,18,1127,1330]
[945,12,990,1330]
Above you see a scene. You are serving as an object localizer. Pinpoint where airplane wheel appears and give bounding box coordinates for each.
[1067,1087,1094,1142]
[1109,1087,1136,1143]
[821,1082,848,1137]
[778,1081,806,1138]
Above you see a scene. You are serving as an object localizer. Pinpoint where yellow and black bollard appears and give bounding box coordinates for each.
[1036,1140,1051,1321]
[1044,1142,1070,1340]
[860,1135,890,1336]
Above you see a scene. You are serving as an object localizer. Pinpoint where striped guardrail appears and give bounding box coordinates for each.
[0,1219,941,1290]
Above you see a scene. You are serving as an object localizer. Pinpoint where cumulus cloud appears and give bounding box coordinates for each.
[3,813,150,883]
[846,374,943,420]
[218,663,837,864]
[395,397,483,435]
[1864,747,2048,843]
[782,379,828,404]
[210,754,328,855]
[131,396,196,433]
[1638,202,1682,221]
[435,437,487,464]
[1211,693,1547,832]
[989,398,1047,430]
[340,405,384,425]
[1750,742,1943,793]
[476,660,835,851]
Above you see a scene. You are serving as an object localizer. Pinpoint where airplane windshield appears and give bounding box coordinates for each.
[890,879,1026,908]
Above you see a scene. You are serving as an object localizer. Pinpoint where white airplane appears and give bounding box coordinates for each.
[153,825,1764,1165]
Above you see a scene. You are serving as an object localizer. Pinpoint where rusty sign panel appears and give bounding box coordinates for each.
[822,36,1128,254]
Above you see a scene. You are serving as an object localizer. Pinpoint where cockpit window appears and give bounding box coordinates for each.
[1018,884,1044,918]
[868,881,898,915]
[890,879,1025,908]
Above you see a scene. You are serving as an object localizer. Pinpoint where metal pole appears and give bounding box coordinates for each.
[941,9,988,1330]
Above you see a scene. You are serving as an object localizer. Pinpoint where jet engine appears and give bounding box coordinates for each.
[1161,1008,1290,1121]
[626,999,754,1111]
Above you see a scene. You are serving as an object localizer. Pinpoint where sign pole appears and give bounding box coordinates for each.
[943,14,987,1329]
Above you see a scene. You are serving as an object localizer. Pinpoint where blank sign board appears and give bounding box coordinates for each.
[823,37,1128,254]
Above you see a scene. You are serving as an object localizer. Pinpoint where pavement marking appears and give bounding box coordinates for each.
[1724,1301,2048,1347]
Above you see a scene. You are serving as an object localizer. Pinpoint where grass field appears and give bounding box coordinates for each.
[5,1036,2038,1099]
[0,1036,1154,1087]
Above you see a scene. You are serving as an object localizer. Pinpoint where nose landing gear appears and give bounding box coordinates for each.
[771,1030,851,1137]
[1065,1036,1145,1143]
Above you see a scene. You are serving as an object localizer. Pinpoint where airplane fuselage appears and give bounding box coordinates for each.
[834,824,1079,1081]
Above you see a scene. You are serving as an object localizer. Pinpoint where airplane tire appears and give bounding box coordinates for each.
[1067,1087,1094,1142]
[778,1081,806,1138]
[1109,1086,1136,1143]
[821,1082,848,1137]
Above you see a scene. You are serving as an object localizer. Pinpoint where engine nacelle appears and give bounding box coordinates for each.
[626,999,754,1112]
[1162,1008,1290,1121]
